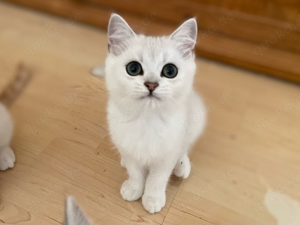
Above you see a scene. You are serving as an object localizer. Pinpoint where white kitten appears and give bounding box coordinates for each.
[65,196,91,225]
[0,64,32,170]
[105,14,206,213]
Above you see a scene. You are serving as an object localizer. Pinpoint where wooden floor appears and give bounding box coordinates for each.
[0,2,299,224]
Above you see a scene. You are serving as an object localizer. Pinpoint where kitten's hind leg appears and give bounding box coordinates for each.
[120,156,146,201]
[173,154,191,179]
[0,146,15,170]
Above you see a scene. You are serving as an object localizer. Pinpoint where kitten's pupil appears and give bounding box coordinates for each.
[131,64,138,73]
[166,67,173,75]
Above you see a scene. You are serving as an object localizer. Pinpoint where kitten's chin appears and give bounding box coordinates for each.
[139,94,164,109]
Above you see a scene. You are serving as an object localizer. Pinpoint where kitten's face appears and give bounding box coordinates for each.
[105,14,197,108]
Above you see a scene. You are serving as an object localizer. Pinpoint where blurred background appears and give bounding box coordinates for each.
[0,0,299,224]
[2,0,299,82]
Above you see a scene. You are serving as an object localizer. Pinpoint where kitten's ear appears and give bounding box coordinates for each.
[108,14,136,56]
[170,18,198,58]
[65,196,91,225]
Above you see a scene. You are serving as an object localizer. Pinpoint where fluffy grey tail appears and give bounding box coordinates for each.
[65,196,91,225]
[0,63,32,107]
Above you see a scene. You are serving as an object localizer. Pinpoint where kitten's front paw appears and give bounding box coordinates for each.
[142,193,166,213]
[120,179,144,201]
[174,155,191,179]
[0,147,15,170]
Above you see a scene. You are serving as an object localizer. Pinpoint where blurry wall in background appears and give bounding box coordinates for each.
[2,0,299,83]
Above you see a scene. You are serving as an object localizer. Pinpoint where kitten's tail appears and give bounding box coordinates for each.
[0,63,33,107]
[90,65,105,78]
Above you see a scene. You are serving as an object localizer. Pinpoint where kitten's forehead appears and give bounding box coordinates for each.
[136,36,171,68]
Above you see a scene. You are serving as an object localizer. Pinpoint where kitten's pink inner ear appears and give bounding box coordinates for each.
[107,14,136,56]
[170,18,198,58]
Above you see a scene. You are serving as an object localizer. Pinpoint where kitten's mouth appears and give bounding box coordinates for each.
[141,93,160,100]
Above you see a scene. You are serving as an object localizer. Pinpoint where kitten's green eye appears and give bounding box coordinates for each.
[126,61,143,76]
[162,64,178,78]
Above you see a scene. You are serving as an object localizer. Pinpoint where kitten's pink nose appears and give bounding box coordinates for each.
[144,82,159,92]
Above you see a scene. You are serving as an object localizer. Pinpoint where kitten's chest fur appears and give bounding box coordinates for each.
[107,101,186,161]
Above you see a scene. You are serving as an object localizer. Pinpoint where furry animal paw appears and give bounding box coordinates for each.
[174,155,191,179]
[142,193,166,213]
[120,179,144,201]
[0,147,15,170]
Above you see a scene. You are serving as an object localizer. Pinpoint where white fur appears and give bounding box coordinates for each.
[105,14,206,213]
[91,65,105,78]
[65,196,91,225]
[0,103,15,170]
